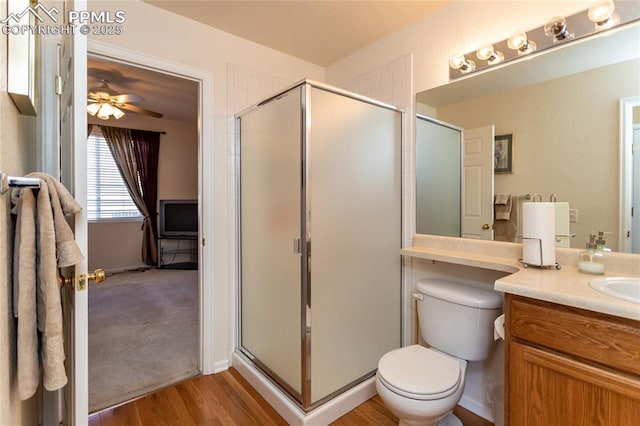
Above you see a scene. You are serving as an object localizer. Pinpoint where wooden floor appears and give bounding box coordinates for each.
[89,368,493,425]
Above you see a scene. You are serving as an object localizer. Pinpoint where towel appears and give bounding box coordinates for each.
[494,194,512,220]
[495,193,510,205]
[13,186,39,399]
[12,174,84,399]
[493,199,520,242]
[30,173,83,267]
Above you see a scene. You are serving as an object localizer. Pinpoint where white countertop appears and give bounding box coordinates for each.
[494,266,640,321]
[403,235,640,322]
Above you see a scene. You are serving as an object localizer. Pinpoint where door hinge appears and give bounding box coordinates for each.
[54,75,63,95]
[632,206,635,217]
[202,237,205,247]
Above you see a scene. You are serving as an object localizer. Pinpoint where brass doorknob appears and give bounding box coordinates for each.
[87,269,106,283]
[57,270,73,288]
[77,269,106,290]
[482,224,491,230]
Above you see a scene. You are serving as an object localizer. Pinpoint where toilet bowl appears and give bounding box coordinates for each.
[375,279,502,426]
[376,345,467,426]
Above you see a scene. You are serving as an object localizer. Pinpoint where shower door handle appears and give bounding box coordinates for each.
[293,238,302,255]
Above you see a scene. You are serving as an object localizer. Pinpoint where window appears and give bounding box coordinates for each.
[87,130,142,221]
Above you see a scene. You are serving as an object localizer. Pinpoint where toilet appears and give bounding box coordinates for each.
[376,279,503,426]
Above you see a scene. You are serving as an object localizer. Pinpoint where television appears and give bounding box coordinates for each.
[159,200,198,238]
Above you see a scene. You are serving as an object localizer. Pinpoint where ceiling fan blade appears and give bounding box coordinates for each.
[113,93,144,104]
[119,103,164,118]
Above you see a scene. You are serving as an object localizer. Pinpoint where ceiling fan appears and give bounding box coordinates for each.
[87,79,163,120]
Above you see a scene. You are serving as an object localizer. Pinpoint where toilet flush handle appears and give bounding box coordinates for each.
[412,293,424,301]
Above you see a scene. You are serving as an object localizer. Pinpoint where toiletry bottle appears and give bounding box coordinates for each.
[595,231,612,252]
[577,234,605,274]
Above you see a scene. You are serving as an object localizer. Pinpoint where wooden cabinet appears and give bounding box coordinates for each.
[505,294,640,425]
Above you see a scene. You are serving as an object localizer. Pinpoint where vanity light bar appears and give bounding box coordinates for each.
[449,1,640,80]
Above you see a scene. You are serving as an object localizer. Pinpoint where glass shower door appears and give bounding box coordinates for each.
[239,87,303,399]
[308,87,402,405]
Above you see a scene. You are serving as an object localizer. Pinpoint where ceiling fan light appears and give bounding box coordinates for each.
[86,103,101,116]
[97,103,114,120]
[112,106,125,119]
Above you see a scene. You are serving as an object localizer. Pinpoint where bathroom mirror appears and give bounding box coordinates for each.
[416,23,640,252]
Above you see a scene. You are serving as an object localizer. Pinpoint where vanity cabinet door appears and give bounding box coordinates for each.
[505,295,640,425]
[509,341,640,426]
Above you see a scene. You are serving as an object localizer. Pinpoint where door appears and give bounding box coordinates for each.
[462,125,494,240]
[632,126,640,253]
[415,115,462,237]
[59,1,89,423]
[238,87,303,401]
[509,342,640,425]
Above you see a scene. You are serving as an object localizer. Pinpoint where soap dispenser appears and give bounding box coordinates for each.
[578,234,605,274]
[595,231,612,252]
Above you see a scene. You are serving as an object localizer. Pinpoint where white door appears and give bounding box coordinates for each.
[59,1,89,423]
[462,125,494,240]
[632,126,640,253]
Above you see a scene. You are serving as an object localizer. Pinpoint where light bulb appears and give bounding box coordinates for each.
[544,16,571,41]
[508,32,536,56]
[588,0,619,30]
[476,43,504,65]
[97,103,114,120]
[86,103,100,116]
[449,53,475,73]
[449,53,466,70]
[112,106,125,119]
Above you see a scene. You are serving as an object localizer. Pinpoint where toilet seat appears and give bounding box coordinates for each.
[377,345,461,401]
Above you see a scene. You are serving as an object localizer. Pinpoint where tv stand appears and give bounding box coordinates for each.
[157,235,198,270]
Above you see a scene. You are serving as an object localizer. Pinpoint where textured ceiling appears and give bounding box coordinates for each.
[144,0,448,66]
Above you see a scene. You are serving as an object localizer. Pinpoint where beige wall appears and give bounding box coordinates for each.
[87,116,198,271]
[0,0,38,422]
[434,60,640,249]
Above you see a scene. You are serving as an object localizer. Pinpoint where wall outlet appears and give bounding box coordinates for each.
[569,209,578,222]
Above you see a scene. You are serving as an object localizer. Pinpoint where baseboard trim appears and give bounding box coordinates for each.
[212,359,230,374]
[103,265,150,274]
[232,352,376,426]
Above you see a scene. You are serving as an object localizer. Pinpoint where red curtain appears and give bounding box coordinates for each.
[130,129,160,265]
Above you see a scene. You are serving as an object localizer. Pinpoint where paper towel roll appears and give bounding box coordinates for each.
[522,202,556,266]
[494,314,505,341]
[554,202,570,248]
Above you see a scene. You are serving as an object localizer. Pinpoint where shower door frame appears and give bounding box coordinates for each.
[236,79,404,411]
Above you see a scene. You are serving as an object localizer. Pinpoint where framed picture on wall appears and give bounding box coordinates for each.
[494,134,513,173]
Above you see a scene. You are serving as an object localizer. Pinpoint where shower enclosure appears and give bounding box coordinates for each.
[236,80,402,410]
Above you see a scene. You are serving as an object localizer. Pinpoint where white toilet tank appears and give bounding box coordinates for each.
[416,279,503,362]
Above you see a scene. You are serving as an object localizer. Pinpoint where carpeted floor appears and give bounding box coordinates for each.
[88,268,199,413]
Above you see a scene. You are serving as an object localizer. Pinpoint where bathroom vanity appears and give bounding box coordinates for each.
[504,294,640,425]
[403,234,640,425]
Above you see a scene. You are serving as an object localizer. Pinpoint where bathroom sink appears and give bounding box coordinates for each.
[589,277,640,304]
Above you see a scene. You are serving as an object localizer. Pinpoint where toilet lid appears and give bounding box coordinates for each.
[377,345,461,401]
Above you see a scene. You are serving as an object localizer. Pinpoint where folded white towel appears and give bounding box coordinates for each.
[495,195,512,220]
[495,193,510,205]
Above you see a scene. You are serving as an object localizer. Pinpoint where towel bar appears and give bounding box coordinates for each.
[0,172,40,194]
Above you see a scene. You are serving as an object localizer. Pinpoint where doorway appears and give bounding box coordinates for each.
[85,55,201,412]
[619,97,640,253]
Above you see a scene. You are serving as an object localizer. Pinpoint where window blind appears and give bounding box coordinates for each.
[87,130,142,221]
